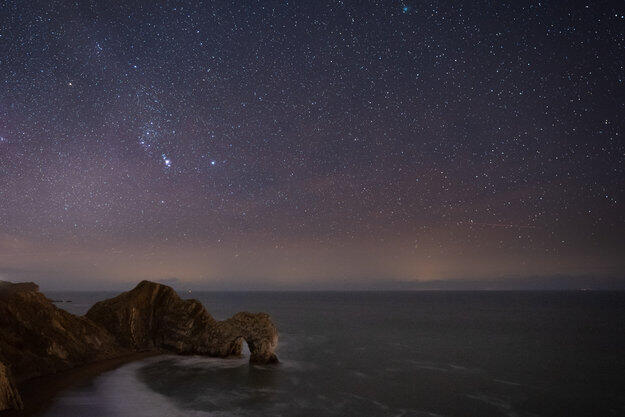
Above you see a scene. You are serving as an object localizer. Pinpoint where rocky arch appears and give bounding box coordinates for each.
[0,280,280,412]
[86,281,279,364]
[213,312,279,364]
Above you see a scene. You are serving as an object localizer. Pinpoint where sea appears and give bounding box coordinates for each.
[40,291,625,417]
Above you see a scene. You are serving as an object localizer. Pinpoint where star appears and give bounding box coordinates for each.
[0,0,622,292]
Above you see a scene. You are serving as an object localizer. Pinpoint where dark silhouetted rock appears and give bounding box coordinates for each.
[0,281,124,412]
[213,312,279,364]
[0,362,22,411]
[0,282,123,383]
[0,280,279,412]
[86,281,279,364]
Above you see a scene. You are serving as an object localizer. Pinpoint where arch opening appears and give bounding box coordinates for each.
[241,339,251,358]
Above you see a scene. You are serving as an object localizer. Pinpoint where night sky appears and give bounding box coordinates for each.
[1,1,624,290]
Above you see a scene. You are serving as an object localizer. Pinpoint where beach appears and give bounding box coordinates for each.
[3,352,161,417]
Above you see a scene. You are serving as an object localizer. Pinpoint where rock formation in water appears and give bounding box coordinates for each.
[86,280,279,364]
[0,280,278,412]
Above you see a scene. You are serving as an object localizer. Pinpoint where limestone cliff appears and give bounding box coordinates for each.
[0,362,22,411]
[0,280,279,412]
[0,282,123,383]
[86,281,279,364]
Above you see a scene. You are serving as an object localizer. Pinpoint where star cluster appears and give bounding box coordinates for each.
[0,1,623,288]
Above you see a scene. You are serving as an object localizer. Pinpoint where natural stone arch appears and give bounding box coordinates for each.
[86,281,279,364]
[212,312,279,364]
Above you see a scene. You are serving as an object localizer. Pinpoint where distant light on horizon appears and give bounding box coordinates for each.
[0,1,623,290]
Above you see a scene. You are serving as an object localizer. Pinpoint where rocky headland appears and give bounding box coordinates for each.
[0,280,278,413]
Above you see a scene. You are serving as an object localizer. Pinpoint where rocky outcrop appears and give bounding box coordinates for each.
[0,281,125,412]
[0,280,279,412]
[86,281,279,364]
[0,362,22,411]
[0,282,123,385]
[212,312,279,364]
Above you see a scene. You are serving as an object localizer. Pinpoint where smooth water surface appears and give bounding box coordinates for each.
[41,291,625,417]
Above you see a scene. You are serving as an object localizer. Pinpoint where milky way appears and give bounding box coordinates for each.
[0,1,624,289]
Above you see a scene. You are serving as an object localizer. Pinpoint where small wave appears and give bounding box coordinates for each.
[153,354,249,369]
[448,363,483,373]
[345,392,448,417]
[407,360,449,372]
[465,393,536,417]
[255,358,315,371]
[494,378,522,386]
[392,411,447,417]
[351,370,368,378]
[466,393,512,409]
[407,360,485,375]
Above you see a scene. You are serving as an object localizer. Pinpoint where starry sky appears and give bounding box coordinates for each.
[1,1,624,290]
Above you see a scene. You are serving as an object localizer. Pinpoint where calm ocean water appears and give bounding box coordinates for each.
[40,291,625,417]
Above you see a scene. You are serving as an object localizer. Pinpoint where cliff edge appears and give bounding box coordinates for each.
[86,280,279,364]
[0,280,278,412]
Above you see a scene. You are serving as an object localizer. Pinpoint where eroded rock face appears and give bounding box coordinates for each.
[0,282,123,383]
[0,281,124,412]
[86,281,279,364]
[0,280,279,412]
[213,312,279,364]
[0,362,22,411]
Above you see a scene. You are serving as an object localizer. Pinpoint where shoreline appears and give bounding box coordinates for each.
[2,352,162,417]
